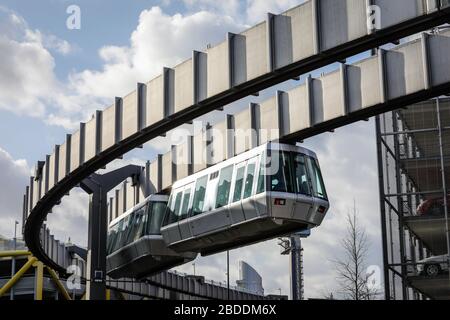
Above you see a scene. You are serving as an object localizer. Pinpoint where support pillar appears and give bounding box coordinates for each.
[80,165,142,300]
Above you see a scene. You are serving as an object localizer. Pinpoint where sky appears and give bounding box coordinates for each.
[0,0,383,298]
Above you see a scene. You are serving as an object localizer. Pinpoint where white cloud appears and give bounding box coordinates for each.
[0,147,30,238]
[246,0,305,24]
[47,188,89,247]
[182,0,306,25]
[69,7,245,99]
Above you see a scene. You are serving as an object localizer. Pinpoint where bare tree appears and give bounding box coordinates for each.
[332,205,380,300]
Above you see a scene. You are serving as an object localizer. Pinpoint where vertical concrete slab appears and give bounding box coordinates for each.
[161,150,174,190]
[174,139,192,181]
[193,130,207,174]
[242,22,269,81]
[230,33,247,87]
[174,59,194,113]
[210,120,228,165]
[429,32,450,86]
[193,51,208,103]
[149,156,162,193]
[259,96,281,144]
[84,114,99,162]
[70,124,84,173]
[319,0,366,51]
[126,180,135,210]
[101,104,117,151]
[207,40,230,98]
[58,135,71,182]
[347,56,382,112]
[272,14,293,70]
[386,40,425,100]
[283,1,316,62]
[122,91,139,140]
[146,75,165,126]
[286,83,311,134]
[234,107,258,155]
[374,0,425,29]
[320,69,347,122]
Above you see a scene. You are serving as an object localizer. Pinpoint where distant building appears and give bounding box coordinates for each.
[236,261,264,296]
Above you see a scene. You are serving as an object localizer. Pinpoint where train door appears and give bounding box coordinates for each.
[241,157,258,220]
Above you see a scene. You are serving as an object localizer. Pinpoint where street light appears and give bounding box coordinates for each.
[11,220,19,300]
[227,250,230,300]
[192,263,196,276]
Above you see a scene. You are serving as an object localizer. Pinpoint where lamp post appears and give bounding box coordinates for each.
[10,221,19,300]
[192,263,196,276]
[227,250,230,300]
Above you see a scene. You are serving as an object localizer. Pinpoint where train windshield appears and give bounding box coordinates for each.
[107,201,168,254]
[146,202,168,235]
[268,150,327,200]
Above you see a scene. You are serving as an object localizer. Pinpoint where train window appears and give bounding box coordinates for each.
[306,157,328,200]
[192,176,208,216]
[114,216,131,251]
[147,202,168,235]
[256,152,265,194]
[293,154,311,196]
[179,188,192,220]
[129,206,147,243]
[123,212,137,246]
[111,220,124,252]
[243,162,256,199]
[233,165,246,202]
[173,192,183,218]
[164,191,182,226]
[107,222,119,254]
[216,165,234,208]
[270,151,294,193]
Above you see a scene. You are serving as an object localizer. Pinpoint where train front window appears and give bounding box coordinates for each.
[147,202,168,235]
[306,157,328,200]
[293,154,311,196]
[192,176,208,216]
[270,150,294,193]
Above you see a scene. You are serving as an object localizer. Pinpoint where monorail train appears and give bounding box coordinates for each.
[161,142,329,255]
[106,194,197,279]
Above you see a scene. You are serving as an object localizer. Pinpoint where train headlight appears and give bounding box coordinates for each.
[274,198,286,206]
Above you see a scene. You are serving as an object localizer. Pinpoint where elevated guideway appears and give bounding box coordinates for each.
[21,1,450,274]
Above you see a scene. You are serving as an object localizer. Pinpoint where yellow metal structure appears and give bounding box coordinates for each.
[33,261,44,300]
[0,250,31,258]
[0,251,74,300]
[0,256,37,298]
[46,266,72,300]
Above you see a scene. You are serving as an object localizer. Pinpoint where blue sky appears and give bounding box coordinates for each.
[0,0,383,298]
